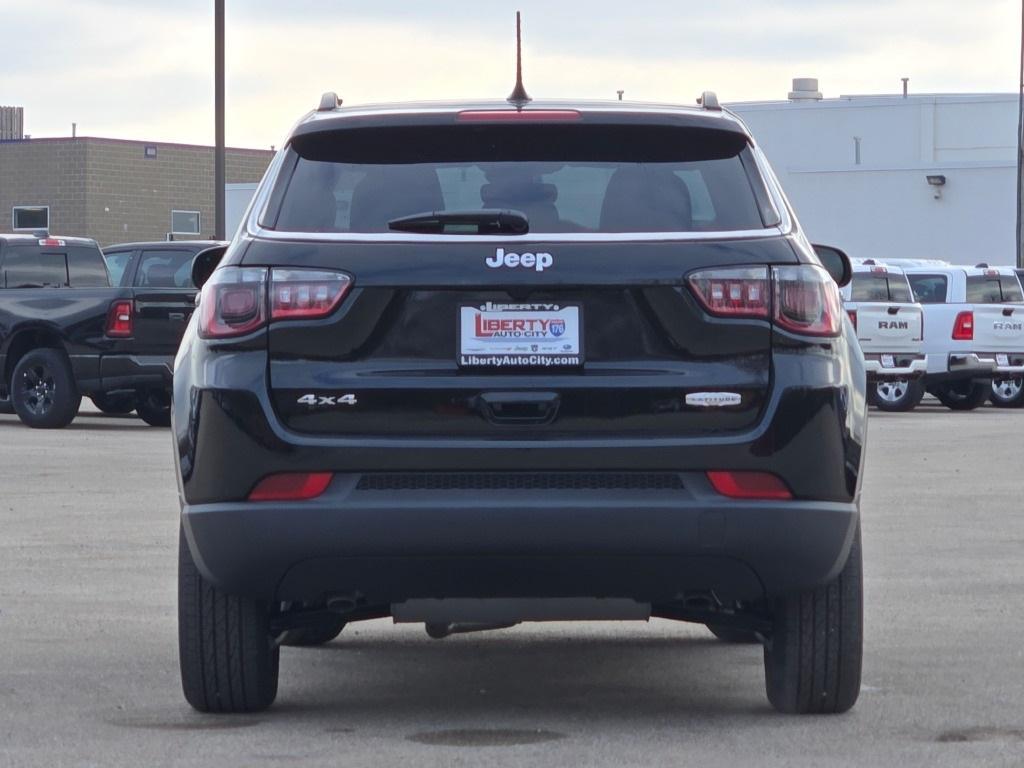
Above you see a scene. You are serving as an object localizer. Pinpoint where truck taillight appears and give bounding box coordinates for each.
[952,311,974,341]
[198,267,354,339]
[847,309,857,331]
[688,267,770,318]
[105,300,133,337]
[270,269,353,320]
[772,265,843,337]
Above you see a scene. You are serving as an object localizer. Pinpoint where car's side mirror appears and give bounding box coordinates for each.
[191,246,228,290]
[812,244,852,288]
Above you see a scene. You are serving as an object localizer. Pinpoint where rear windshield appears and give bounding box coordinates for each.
[1,244,109,288]
[270,124,775,234]
[907,274,948,304]
[850,272,913,302]
[966,275,1024,303]
[136,249,195,288]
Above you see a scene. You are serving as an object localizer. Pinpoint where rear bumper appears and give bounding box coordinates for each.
[863,354,926,379]
[181,471,859,604]
[99,354,174,392]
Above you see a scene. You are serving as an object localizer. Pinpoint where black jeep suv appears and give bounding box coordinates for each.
[175,95,867,715]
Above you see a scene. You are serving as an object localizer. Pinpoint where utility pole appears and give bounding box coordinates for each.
[1017,0,1023,267]
[214,0,226,240]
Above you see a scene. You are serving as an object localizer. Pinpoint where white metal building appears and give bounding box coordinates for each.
[728,80,1019,265]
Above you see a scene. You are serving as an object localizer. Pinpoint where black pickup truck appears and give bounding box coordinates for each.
[0,234,220,428]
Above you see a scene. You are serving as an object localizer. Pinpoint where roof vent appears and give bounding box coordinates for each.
[317,92,342,112]
[788,78,822,101]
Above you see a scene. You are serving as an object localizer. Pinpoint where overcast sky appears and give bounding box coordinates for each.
[3,0,1022,148]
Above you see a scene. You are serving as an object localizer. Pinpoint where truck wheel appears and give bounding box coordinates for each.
[763,525,862,714]
[11,349,82,429]
[135,389,171,427]
[870,379,924,412]
[90,392,136,415]
[178,525,279,713]
[707,624,761,644]
[933,381,991,411]
[990,377,1024,408]
[281,617,347,647]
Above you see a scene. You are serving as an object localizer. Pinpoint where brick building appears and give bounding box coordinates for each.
[0,124,273,245]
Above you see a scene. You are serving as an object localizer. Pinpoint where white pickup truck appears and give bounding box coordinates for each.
[900,264,1024,409]
[841,260,926,411]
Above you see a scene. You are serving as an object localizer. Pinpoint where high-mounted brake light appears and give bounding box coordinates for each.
[952,310,974,341]
[105,300,133,337]
[706,471,793,500]
[687,267,770,318]
[248,472,333,501]
[198,267,353,339]
[870,266,888,275]
[456,109,581,122]
[38,238,66,247]
[985,269,1000,277]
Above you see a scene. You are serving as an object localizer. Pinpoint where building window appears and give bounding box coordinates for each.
[12,205,49,232]
[171,210,201,235]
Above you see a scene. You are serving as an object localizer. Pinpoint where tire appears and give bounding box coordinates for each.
[178,525,279,713]
[135,389,171,427]
[870,378,924,412]
[11,348,82,429]
[990,377,1024,408]
[763,524,863,715]
[932,380,991,411]
[90,392,136,415]
[707,624,761,644]
[281,617,347,647]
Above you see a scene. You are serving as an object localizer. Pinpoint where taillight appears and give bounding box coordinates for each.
[198,267,268,339]
[270,269,353,320]
[772,265,842,337]
[688,265,842,337]
[952,311,974,341]
[847,309,857,331]
[105,300,133,337]
[248,472,333,501]
[198,267,353,339]
[706,471,793,500]
[687,267,770,318]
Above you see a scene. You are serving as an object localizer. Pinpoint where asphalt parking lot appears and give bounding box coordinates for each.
[1,401,1023,767]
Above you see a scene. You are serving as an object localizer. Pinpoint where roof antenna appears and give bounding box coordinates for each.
[507,11,531,108]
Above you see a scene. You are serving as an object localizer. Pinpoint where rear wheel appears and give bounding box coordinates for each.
[990,377,1024,408]
[932,380,991,411]
[763,525,862,714]
[135,389,171,427]
[870,378,924,412]
[178,526,279,713]
[11,349,81,429]
[90,392,136,415]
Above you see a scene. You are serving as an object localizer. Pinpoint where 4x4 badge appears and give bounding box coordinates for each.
[686,392,742,408]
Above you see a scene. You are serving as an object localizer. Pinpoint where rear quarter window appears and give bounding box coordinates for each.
[272,123,773,235]
[907,274,948,304]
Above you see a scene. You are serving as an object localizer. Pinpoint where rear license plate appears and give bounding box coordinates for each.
[458,303,582,368]
[881,354,895,369]
[997,354,1010,367]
